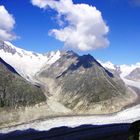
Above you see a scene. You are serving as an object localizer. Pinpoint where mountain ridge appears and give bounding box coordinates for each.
[1,41,140,81]
[0,41,61,83]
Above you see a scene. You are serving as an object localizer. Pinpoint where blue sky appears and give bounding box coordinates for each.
[0,0,140,65]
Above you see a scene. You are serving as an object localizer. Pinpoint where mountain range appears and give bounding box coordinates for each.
[0,40,139,128]
[1,41,139,82]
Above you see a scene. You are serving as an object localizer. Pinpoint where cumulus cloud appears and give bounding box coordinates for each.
[31,0,109,51]
[0,5,17,41]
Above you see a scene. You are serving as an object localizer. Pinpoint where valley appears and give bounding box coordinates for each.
[0,41,140,132]
[1,75,140,134]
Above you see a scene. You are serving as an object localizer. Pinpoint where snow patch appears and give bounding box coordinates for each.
[120,64,140,77]
[101,61,116,70]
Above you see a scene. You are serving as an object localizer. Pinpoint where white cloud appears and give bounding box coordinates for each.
[0,5,17,41]
[31,0,109,51]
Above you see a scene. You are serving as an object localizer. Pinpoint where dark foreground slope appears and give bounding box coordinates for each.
[0,123,133,140]
[1,121,140,140]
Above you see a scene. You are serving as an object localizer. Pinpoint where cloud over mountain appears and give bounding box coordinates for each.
[31,0,109,51]
[0,6,17,41]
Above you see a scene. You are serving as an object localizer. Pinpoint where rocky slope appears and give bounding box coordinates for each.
[37,51,136,114]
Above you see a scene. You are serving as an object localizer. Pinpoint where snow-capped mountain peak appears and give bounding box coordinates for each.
[1,41,140,84]
[120,63,140,77]
[0,41,17,55]
[100,61,116,70]
[99,60,140,79]
[0,41,61,82]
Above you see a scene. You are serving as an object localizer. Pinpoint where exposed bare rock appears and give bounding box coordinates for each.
[38,51,136,114]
